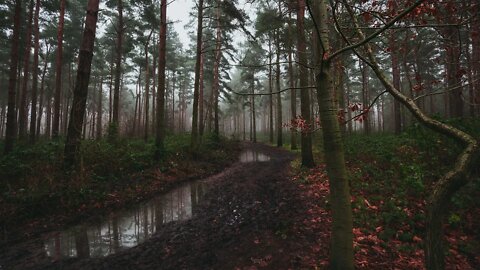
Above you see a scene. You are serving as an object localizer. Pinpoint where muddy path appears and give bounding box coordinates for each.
[0,143,324,270]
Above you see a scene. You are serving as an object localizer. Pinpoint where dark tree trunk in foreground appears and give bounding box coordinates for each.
[52,0,66,138]
[4,0,22,154]
[18,0,34,140]
[111,0,124,140]
[191,0,204,147]
[29,0,41,143]
[297,0,314,167]
[155,0,167,160]
[64,0,101,169]
[312,1,354,268]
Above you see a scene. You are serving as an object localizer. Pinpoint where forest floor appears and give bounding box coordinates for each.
[1,129,479,269]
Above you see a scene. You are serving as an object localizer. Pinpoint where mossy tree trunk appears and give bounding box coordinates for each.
[311,1,354,268]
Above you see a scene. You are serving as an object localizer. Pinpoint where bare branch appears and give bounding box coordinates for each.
[231,86,316,96]
[327,0,427,61]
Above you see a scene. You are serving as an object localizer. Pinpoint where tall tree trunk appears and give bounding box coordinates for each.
[472,0,480,116]
[268,39,274,144]
[96,78,103,139]
[360,60,370,134]
[288,10,297,150]
[4,0,22,154]
[199,41,205,136]
[36,48,49,139]
[251,76,256,143]
[275,29,283,147]
[64,0,101,169]
[18,0,34,140]
[388,7,402,134]
[444,26,463,118]
[213,1,222,139]
[52,0,66,138]
[155,0,167,160]
[191,0,204,146]
[152,36,157,134]
[29,0,41,143]
[313,1,354,268]
[144,31,153,141]
[46,96,52,138]
[111,0,124,140]
[297,0,314,167]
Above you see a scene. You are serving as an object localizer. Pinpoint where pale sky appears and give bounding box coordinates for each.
[168,0,196,48]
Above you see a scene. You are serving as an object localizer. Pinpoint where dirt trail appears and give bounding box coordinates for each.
[1,143,326,270]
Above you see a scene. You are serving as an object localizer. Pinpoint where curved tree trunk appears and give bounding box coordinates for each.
[342,2,479,268]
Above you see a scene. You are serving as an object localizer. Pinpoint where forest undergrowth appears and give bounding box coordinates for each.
[0,134,240,244]
[292,118,480,268]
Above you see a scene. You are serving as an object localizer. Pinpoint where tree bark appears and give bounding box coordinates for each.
[52,0,66,138]
[64,0,101,169]
[155,0,167,159]
[111,0,124,139]
[4,0,22,154]
[297,0,314,167]
[275,29,283,147]
[287,10,297,150]
[199,41,205,136]
[96,78,103,139]
[144,31,153,141]
[191,0,204,147]
[312,1,354,268]
[36,47,49,139]
[268,39,274,144]
[29,0,40,143]
[213,1,222,139]
[18,0,34,140]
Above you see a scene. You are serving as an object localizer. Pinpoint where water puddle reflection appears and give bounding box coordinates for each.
[42,181,206,259]
[240,150,270,162]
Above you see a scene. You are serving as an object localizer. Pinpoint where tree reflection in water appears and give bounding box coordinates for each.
[43,181,206,259]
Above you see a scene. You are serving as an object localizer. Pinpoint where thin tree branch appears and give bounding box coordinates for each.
[343,90,388,124]
[327,0,427,61]
[232,86,316,96]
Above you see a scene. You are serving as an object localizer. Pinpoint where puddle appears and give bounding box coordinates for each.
[1,149,270,264]
[42,181,206,259]
[240,150,270,162]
